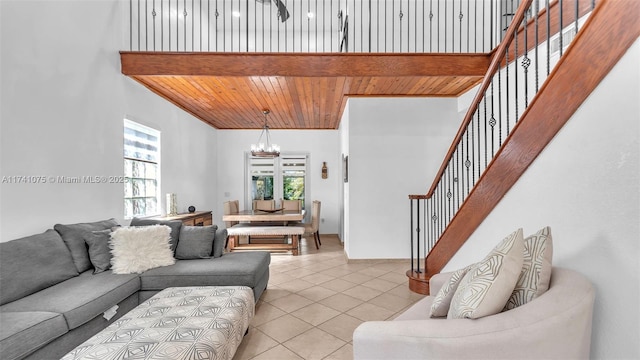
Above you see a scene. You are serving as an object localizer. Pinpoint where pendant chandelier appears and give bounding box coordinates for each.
[250,109,280,158]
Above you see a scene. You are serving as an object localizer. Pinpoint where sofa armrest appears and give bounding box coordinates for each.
[429,271,453,295]
[353,268,595,360]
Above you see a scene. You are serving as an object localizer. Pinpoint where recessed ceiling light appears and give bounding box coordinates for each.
[307,12,314,18]
[232,11,241,18]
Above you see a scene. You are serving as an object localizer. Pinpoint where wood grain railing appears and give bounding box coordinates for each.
[407,0,638,294]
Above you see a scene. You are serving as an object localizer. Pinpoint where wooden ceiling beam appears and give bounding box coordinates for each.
[120,52,490,77]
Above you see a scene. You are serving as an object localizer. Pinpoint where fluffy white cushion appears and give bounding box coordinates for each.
[448,228,524,319]
[429,264,476,317]
[110,225,175,274]
[503,226,553,311]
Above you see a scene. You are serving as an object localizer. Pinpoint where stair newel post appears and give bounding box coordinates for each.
[407,194,430,295]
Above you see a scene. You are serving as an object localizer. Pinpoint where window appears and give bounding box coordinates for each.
[246,153,309,210]
[124,119,160,218]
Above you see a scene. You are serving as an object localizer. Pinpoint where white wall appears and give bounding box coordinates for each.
[0,0,218,241]
[444,39,640,360]
[339,102,350,244]
[216,129,342,235]
[346,97,460,259]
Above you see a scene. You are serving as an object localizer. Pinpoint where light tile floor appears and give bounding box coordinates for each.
[233,234,426,360]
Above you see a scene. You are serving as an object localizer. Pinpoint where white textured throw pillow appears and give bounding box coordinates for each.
[448,228,524,319]
[503,226,553,311]
[429,264,476,317]
[110,225,175,274]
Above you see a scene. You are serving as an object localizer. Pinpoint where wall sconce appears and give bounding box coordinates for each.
[322,162,328,179]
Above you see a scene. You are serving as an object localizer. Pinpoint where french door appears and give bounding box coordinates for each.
[245,153,309,215]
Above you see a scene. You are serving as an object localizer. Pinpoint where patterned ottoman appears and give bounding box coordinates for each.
[62,286,254,360]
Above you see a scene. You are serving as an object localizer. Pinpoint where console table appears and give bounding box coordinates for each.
[146,210,212,226]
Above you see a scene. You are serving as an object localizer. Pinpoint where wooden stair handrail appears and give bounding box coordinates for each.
[424,0,535,198]
[424,0,640,276]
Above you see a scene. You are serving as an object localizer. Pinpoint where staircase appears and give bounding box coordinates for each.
[407,0,640,294]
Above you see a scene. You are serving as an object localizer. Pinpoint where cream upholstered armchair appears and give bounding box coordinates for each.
[302,200,321,249]
[353,267,595,359]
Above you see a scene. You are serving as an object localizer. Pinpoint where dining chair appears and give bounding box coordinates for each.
[223,200,240,248]
[281,199,302,211]
[253,199,276,211]
[223,200,239,228]
[303,200,321,249]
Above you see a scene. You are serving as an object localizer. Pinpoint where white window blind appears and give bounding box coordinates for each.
[124,119,160,218]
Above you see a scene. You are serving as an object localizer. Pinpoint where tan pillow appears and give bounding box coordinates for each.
[448,228,524,319]
[503,226,553,311]
[429,264,476,317]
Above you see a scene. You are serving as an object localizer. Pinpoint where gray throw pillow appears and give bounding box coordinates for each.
[83,229,115,274]
[175,225,217,259]
[130,218,182,253]
[54,218,120,273]
[212,228,227,258]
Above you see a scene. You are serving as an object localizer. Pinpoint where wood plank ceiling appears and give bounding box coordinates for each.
[120,52,490,129]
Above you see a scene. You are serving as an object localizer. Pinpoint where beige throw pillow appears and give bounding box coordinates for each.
[503,226,553,311]
[429,264,476,317]
[448,228,524,319]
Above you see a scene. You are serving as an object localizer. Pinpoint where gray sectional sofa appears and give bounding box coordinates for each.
[0,218,270,360]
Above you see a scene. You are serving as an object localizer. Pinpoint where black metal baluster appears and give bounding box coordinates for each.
[429,0,433,52]
[422,0,425,52]
[137,0,141,50]
[514,25,519,122]
[414,0,417,52]
[559,0,563,57]
[324,0,327,52]
[490,79,496,156]
[145,0,148,50]
[436,0,440,52]
[465,128,470,195]
[505,38,510,134]
[458,0,462,53]
[476,106,481,180]
[176,0,179,51]
[444,0,447,52]
[410,198,415,273]
[546,0,550,76]
[498,55,502,145]
[523,9,530,110]
[474,0,477,51]
[575,0,579,32]
[483,96,488,169]
[535,0,539,92]
[392,0,395,52]
[191,0,195,51]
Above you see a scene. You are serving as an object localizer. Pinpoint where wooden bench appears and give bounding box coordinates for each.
[226,225,305,255]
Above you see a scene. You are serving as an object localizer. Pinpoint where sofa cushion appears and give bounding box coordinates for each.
[110,225,176,274]
[140,251,270,291]
[175,225,217,259]
[0,311,68,360]
[129,217,182,252]
[429,264,475,317]
[0,229,79,305]
[1,271,140,330]
[503,226,554,311]
[54,218,120,273]
[212,228,227,258]
[83,229,113,274]
[448,228,524,319]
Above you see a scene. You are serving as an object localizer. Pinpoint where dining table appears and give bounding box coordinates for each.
[222,209,306,255]
[222,209,304,223]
